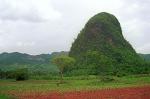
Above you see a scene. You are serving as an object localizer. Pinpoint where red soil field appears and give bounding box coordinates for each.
[10,86,150,99]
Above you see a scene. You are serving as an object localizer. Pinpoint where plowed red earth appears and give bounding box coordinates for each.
[10,86,150,99]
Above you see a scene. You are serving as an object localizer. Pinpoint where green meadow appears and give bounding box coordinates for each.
[0,75,150,94]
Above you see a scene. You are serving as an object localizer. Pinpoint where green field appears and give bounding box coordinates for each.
[0,75,150,95]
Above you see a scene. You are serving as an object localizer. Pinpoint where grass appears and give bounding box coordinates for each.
[0,75,150,99]
[0,94,13,99]
[0,75,150,94]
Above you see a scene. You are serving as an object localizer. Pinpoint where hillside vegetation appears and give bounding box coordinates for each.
[69,12,150,76]
[0,51,68,80]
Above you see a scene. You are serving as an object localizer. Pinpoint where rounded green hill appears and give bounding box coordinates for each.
[69,12,144,75]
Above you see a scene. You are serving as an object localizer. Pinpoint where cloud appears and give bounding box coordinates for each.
[137,43,150,54]
[0,0,149,54]
[16,41,35,47]
[0,0,61,22]
[116,0,150,53]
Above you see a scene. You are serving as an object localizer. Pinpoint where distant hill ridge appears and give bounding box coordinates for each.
[139,54,150,61]
[0,51,68,73]
[0,52,51,65]
[0,51,68,65]
[0,52,148,66]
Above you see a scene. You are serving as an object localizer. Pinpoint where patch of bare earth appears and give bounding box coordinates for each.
[9,86,150,99]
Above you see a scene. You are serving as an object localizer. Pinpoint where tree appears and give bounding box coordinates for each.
[52,56,75,83]
[0,69,5,79]
[15,68,29,81]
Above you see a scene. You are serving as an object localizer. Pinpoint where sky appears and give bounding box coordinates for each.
[0,0,150,55]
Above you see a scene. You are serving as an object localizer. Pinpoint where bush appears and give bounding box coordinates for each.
[0,69,5,79]
[15,68,29,81]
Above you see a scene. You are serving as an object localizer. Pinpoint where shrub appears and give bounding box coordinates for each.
[15,68,29,81]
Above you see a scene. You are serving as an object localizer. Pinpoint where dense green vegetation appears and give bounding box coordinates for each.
[69,12,150,76]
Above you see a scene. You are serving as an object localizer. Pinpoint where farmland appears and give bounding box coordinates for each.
[0,75,150,99]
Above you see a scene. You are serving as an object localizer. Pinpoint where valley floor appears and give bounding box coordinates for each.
[0,75,150,99]
[7,86,150,99]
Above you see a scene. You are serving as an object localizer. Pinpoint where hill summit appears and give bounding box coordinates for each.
[69,12,143,75]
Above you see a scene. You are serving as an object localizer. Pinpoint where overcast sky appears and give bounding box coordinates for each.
[0,0,149,55]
